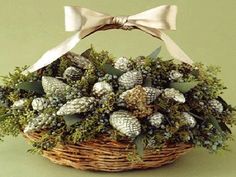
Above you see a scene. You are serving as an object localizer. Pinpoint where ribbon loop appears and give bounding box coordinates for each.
[23,5,193,74]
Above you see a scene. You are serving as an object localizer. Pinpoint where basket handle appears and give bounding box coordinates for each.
[23,5,193,74]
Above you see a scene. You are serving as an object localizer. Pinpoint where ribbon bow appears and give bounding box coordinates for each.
[24,5,193,74]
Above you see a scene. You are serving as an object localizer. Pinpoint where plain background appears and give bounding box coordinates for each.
[0,0,236,177]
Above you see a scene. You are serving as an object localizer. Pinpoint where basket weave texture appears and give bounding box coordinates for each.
[24,133,192,172]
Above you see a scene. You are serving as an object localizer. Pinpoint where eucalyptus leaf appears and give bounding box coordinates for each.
[219,122,232,134]
[170,81,199,93]
[208,115,224,135]
[16,81,44,94]
[102,64,124,76]
[64,115,82,126]
[81,48,93,58]
[148,47,161,60]
[144,77,152,87]
[189,112,204,120]
[134,134,145,158]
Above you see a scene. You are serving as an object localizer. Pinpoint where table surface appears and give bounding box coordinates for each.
[0,0,236,177]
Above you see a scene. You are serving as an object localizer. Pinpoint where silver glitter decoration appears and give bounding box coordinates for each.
[209,99,224,113]
[114,57,132,72]
[109,110,141,138]
[148,112,164,128]
[118,70,143,90]
[32,98,48,111]
[143,87,162,104]
[163,88,186,103]
[92,81,113,97]
[57,97,96,116]
[63,66,83,80]
[182,112,196,128]
[24,114,55,133]
[169,70,183,80]
[42,76,70,96]
[12,99,28,109]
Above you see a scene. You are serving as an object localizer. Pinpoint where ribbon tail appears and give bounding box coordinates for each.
[22,32,81,74]
[160,31,193,65]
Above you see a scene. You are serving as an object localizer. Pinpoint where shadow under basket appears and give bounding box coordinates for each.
[23,133,192,172]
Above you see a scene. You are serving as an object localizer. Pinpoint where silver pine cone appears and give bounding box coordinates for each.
[169,70,183,80]
[209,99,223,113]
[42,76,70,97]
[149,112,164,128]
[143,87,162,104]
[163,88,186,103]
[63,66,83,81]
[114,57,132,72]
[57,97,96,115]
[24,114,55,133]
[182,112,196,128]
[32,98,48,111]
[118,70,143,90]
[109,110,141,138]
[92,81,113,97]
[12,99,28,109]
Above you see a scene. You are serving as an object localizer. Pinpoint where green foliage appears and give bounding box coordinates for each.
[148,46,162,60]
[67,113,105,143]
[170,81,199,93]
[16,81,44,94]
[101,64,124,76]
[0,47,235,155]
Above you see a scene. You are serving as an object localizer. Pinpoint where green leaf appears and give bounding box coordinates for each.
[101,64,124,76]
[16,81,44,94]
[219,122,232,134]
[81,47,93,58]
[170,81,199,93]
[148,47,161,59]
[208,115,224,135]
[189,112,204,120]
[64,115,82,126]
[144,77,152,87]
[134,134,145,158]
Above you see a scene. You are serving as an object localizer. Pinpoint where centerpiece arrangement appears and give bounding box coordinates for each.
[0,47,235,171]
[0,5,235,172]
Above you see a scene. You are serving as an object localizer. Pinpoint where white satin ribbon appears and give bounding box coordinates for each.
[23,5,193,74]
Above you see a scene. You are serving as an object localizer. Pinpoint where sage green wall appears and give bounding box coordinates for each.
[0,0,236,177]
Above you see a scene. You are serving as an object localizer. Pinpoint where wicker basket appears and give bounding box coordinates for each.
[23,133,192,172]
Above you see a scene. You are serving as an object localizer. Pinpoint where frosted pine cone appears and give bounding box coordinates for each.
[118,70,143,90]
[143,87,162,104]
[182,112,196,128]
[12,99,28,109]
[57,97,96,115]
[92,81,113,97]
[148,112,164,128]
[163,88,186,103]
[24,114,55,133]
[169,70,183,80]
[109,110,141,138]
[63,66,83,81]
[209,99,224,113]
[32,98,48,111]
[114,57,132,72]
[42,76,70,97]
